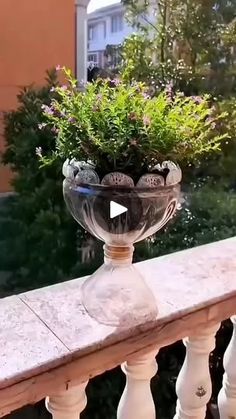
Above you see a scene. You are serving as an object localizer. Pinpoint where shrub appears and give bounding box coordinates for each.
[41,68,227,180]
[1,71,86,291]
[200,99,236,186]
[136,182,236,260]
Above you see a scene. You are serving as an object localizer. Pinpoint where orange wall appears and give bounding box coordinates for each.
[0,0,75,192]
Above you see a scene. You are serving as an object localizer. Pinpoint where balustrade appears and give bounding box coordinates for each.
[0,239,236,419]
[218,316,236,419]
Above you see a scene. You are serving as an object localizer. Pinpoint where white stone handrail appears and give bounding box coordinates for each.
[0,238,236,418]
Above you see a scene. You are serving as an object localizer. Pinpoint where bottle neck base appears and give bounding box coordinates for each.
[103,244,134,265]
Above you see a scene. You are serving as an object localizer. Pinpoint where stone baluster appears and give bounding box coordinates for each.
[174,323,220,419]
[46,381,88,419]
[117,349,158,419]
[218,316,236,419]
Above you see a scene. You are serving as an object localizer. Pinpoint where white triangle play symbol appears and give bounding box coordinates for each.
[110,201,128,219]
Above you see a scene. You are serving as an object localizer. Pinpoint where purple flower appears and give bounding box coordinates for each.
[142,92,150,99]
[166,82,173,93]
[38,122,47,130]
[206,116,213,123]
[112,78,121,86]
[165,82,174,102]
[206,116,216,129]
[143,115,151,126]
[68,117,76,123]
[130,139,138,146]
[41,104,54,115]
[191,96,204,105]
[210,105,217,114]
[61,85,67,91]
[128,112,137,121]
[56,65,61,71]
[51,126,59,134]
[51,108,62,118]
[35,146,43,158]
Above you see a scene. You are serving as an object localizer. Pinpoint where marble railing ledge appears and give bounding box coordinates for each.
[0,237,236,417]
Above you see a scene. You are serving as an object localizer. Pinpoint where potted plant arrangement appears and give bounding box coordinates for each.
[40,67,227,326]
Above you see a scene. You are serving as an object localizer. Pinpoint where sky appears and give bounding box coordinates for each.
[88,0,120,13]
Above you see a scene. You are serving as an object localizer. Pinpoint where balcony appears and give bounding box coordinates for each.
[1,237,236,419]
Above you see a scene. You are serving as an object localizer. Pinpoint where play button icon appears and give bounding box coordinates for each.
[110,201,128,219]
[92,187,143,235]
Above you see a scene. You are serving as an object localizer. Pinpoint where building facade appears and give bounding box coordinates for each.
[87,2,133,68]
[0,0,75,193]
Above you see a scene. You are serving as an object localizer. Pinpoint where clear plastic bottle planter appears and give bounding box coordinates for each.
[63,161,181,327]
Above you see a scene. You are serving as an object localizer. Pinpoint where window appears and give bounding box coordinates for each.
[105,45,122,69]
[113,49,121,67]
[88,25,95,41]
[111,14,123,33]
[88,53,98,66]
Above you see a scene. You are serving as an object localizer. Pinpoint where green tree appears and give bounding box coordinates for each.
[122,0,236,95]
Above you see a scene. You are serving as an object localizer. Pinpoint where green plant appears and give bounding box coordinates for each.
[41,68,227,179]
[136,182,236,261]
[122,0,236,96]
[201,99,236,184]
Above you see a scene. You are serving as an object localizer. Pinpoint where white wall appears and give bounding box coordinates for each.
[88,4,133,55]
